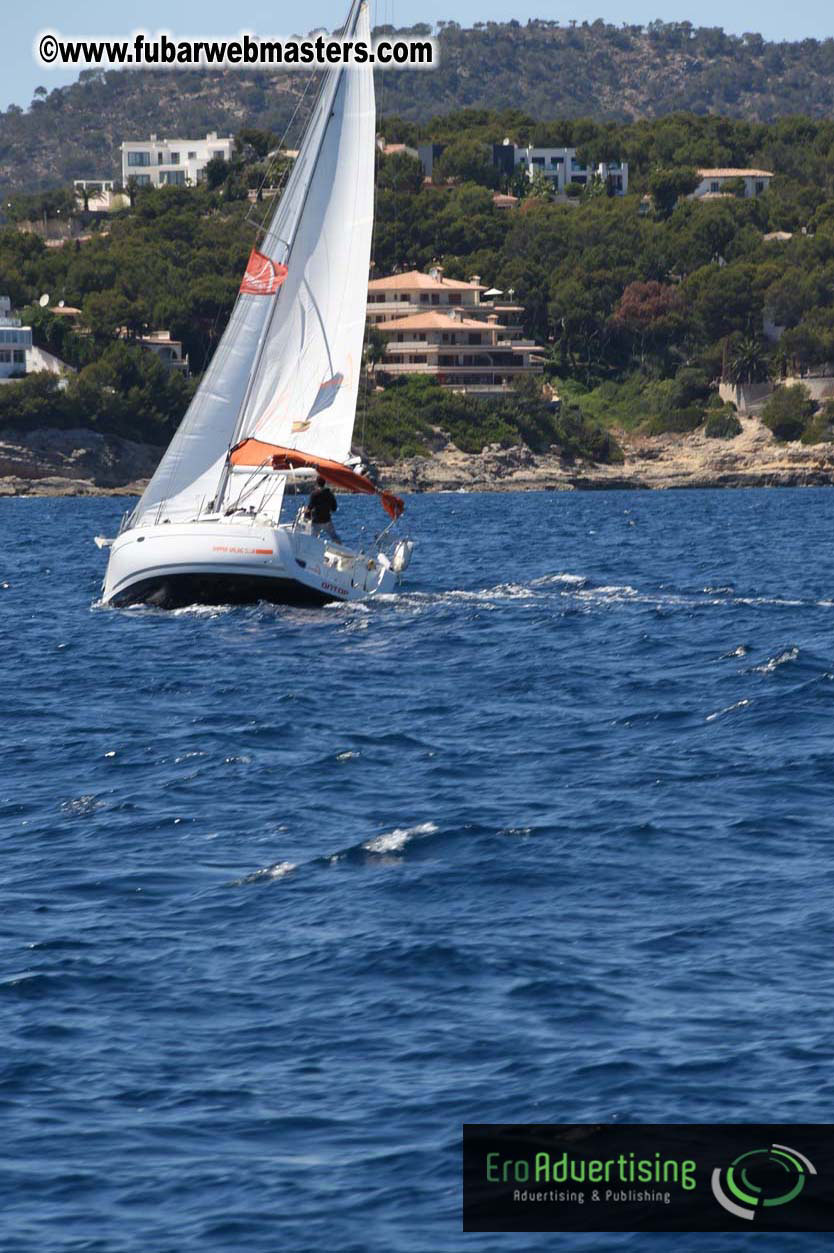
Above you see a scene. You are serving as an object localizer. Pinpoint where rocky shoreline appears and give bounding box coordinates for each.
[3,416,834,499]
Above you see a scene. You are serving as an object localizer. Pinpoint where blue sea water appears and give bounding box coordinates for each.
[1,487,834,1252]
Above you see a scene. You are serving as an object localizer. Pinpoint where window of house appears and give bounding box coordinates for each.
[168,152,180,164]
[188,151,197,159]
[13,350,25,364]
[161,171,186,186]
[447,293,461,305]
[396,333,404,342]
[135,174,151,186]
[468,333,482,344]
[0,350,10,362]
[430,294,439,305]
[211,150,224,159]
[158,152,164,164]
[711,181,720,193]
[127,151,151,166]
[755,181,764,194]
[549,156,563,167]
[441,333,449,342]
[531,156,544,167]
[420,294,429,303]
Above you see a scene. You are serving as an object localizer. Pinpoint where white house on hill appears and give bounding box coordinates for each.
[693,168,774,199]
[121,132,234,189]
[0,296,32,380]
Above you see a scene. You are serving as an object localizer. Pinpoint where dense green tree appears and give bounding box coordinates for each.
[762,383,816,440]
[647,166,700,217]
[433,139,500,189]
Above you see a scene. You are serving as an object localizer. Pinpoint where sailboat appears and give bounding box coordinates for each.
[100,0,412,609]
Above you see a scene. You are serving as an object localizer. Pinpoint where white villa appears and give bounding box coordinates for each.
[419,139,629,195]
[121,132,234,189]
[512,145,629,196]
[367,267,544,393]
[692,168,774,199]
[0,297,32,380]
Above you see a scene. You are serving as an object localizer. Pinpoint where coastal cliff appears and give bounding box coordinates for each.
[3,416,834,499]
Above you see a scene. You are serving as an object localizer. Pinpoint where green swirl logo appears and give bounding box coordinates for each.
[712,1144,817,1220]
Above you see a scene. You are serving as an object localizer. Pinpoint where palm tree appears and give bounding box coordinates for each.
[363,326,386,379]
[727,333,769,384]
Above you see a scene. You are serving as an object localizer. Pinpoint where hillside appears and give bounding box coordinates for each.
[5,18,834,194]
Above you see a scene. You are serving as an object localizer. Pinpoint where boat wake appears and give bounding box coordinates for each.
[93,569,834,629]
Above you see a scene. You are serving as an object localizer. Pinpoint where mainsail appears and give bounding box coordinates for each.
[133,0,375,523]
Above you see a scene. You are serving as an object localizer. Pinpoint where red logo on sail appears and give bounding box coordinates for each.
[240,249,288,295]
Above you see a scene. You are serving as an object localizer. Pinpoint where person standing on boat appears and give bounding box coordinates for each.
[306,476,340,541]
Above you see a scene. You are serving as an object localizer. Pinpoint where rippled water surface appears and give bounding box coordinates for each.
[2,488,834,1252]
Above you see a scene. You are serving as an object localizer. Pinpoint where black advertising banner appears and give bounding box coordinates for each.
[463,1124,834,1232]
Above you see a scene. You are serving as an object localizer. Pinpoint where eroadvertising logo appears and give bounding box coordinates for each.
[462,1125,834,1232]
[711,1143,817,1220]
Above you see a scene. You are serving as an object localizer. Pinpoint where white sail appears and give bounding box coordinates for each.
[234,1,375,463]
[133,297,271,522]
[132,0,373,522]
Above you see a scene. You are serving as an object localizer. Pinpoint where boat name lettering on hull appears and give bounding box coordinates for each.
[211,545,274,556]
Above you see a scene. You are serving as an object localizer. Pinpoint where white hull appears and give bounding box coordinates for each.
[101,516,402,609]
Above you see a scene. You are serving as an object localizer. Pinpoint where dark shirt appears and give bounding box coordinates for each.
[307,485,338,523]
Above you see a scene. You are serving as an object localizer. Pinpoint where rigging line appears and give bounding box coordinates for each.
[244,65,321,237]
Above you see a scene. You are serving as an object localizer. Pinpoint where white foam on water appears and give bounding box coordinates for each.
[706,699,751,722]
[531,572,588,588]
[170,604,233,618]
[266,861,297,878]
[362,821,439,855]
[445,583,535,602]
[575,584,641,603]
[754,646,800,673]
[336,750,360,761]
[59,794,102,817]
[235,860,297,885]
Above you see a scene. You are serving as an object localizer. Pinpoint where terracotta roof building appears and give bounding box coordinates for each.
[373,305,544,393]
[367,265,543,393]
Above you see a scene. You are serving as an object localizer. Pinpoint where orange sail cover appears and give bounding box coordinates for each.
[229,438,405,519]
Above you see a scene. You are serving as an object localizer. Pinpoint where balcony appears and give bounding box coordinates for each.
[379,361,542,376]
